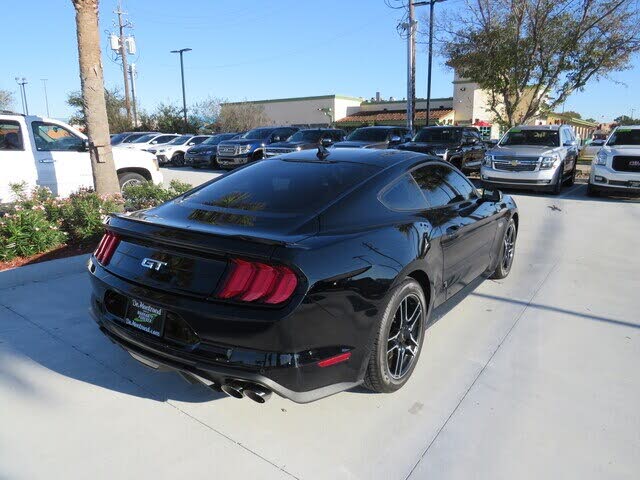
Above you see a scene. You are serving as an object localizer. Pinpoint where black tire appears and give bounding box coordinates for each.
[172,152,185,166]
[450,157,463,170]
[550,164,564,195]
[587,183,600,197]
[490,218,517,279]
[252,150,264,162]
[118,172,147,190]
[564,162,577,186]
[364,278,427,393]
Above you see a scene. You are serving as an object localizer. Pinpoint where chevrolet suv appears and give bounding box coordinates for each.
[588,126,640,196]
[481,125,578,195]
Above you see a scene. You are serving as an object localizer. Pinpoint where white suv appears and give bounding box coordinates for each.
[116,133,180,151]
[147,134,210,166]
[588,126,640,197]
[0,113,163,202]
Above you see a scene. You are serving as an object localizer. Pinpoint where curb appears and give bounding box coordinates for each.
[0,254,90,290]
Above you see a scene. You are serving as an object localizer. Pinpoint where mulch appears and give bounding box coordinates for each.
[0,243,97,272]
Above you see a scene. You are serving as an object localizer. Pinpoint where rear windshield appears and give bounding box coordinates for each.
[500,129,560,147]
[346,128,390,142]
[413,128,462,143]
[186,160,379,213]
[607,128,640,146]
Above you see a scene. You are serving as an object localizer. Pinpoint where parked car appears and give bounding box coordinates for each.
[116,133,180,151]
[0,114,162,202]
[184,133,238,169]
[587,125,640,197]
[481,125,578,194]
[148,135,210,166]
[580,139,606,161]
[110,131,159,146]
[88,147,518,403]
[396,126,486,172]
[216,126,299,169]
[264,129,345,158]
[332,126,411,149]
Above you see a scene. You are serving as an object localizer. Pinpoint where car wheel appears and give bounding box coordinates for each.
[490,218,517,279]
[364,278,427,393]
[118,172,147,190]
[450,157,463,170]
[550,164,564,195]
[252,150,264,162]
[587,183,600,197]
[172,153,185,167]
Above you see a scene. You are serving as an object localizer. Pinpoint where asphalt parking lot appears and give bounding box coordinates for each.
[1,167,638,479]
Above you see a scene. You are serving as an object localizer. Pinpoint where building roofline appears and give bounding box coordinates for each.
[224,94,364,105]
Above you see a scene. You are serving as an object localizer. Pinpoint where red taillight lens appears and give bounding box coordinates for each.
[317,352,352,368]
[217,259,298,305]
[94,231,120,266]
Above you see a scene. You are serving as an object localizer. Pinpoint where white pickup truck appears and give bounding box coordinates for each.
[0,113,163,203]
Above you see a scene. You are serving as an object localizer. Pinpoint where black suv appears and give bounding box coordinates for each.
[264,128,345,158]
[397,126,486,172]
[332,126,411,149]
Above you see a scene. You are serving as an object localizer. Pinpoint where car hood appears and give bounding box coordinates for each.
[600,145,640,156]
[332,140,387,149]
[488,145,562,158]
[397,142,457,152]
[219,139,264,147]
[267,140,313,149]
[187,144,216,153]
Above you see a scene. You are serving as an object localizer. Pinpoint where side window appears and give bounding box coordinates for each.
[438,166,477,201]
[31,122,84,152]
[0,121,24,151]
[154,135,175,144]
[412,165,457,208]
[190,136,207,145]
[380,174,428,211]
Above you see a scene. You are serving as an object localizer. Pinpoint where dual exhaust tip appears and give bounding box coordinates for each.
[220,380,272,404]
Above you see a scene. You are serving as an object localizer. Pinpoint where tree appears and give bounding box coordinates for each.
[614,115,640,125]
[562,111,582,119]
[151,102,200,133]
[440,0,640,127]
[0,89,13,110]
[67,87,132,133]
[216,102,269,132]
[71,0,120,195]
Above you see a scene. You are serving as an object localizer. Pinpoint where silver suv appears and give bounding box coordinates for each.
[481,125,579,195]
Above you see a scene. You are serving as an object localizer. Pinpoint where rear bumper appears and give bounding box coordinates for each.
[88,262,364,403]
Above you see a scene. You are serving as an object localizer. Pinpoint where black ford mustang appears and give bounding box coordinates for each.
[89,148,518,403]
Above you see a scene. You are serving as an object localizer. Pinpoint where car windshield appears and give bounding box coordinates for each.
[201,134,229,145]
[122,133,148,143]
[607,128,640,146]
[413,128,462,143]
[240,128,272,140]
[186,159,379,214]
[346,128,390,142]
[288,130,323,142]
[500,129,560,147]
[133,134,157,144]
[167,135,192,145]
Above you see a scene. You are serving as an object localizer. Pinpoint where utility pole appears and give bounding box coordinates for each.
[115,1,132,123]
[129,64,138,127]
[41,79,50,117]
[405,2,417,132]
[15,77,28,115]
[414,0,445,126]
[171,48,192,131]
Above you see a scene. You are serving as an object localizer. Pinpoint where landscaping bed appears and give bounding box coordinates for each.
[0,180,191,272]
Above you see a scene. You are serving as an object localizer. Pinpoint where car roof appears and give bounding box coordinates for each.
[278,145,426,167]
[512,125,564,131]
[355,125,406,130]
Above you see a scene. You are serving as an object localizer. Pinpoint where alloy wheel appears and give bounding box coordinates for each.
[502,223,516,271]
[386,293,423,379]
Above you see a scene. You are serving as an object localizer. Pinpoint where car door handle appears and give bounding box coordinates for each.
[445,225,461,236]
[39,159,56,163]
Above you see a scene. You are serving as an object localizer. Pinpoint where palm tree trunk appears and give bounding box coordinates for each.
[71,0,120,195]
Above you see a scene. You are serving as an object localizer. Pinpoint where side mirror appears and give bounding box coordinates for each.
[481,188,502,203]
[272,136,281,143]
[563,140,577,147]
[389,135,402,144]
[321,137,333,146]
[187,142,195,146]
[150,140,157,144]
[82,139,90,151]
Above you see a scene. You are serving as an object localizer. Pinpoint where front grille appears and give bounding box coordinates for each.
[612,155,640,172]
[218,145,237,156]
[493,161,538,172]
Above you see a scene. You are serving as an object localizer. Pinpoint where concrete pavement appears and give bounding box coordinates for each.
[0,178,639,479]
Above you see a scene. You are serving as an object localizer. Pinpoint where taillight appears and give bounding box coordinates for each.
[94,231,120,266]
[217,258,298,305]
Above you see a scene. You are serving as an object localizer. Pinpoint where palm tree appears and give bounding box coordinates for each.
[71,0,120,194]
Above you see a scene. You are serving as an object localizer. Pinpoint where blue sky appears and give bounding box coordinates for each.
[3,0,639,123]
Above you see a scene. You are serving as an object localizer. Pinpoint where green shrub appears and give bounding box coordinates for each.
[0,206,66,261]
[122,180,192,211]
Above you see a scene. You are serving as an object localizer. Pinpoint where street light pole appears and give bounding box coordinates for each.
[171,48,192,131]
[15,77,28,115]
[414,0,445,127]
[41,79,50,117]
